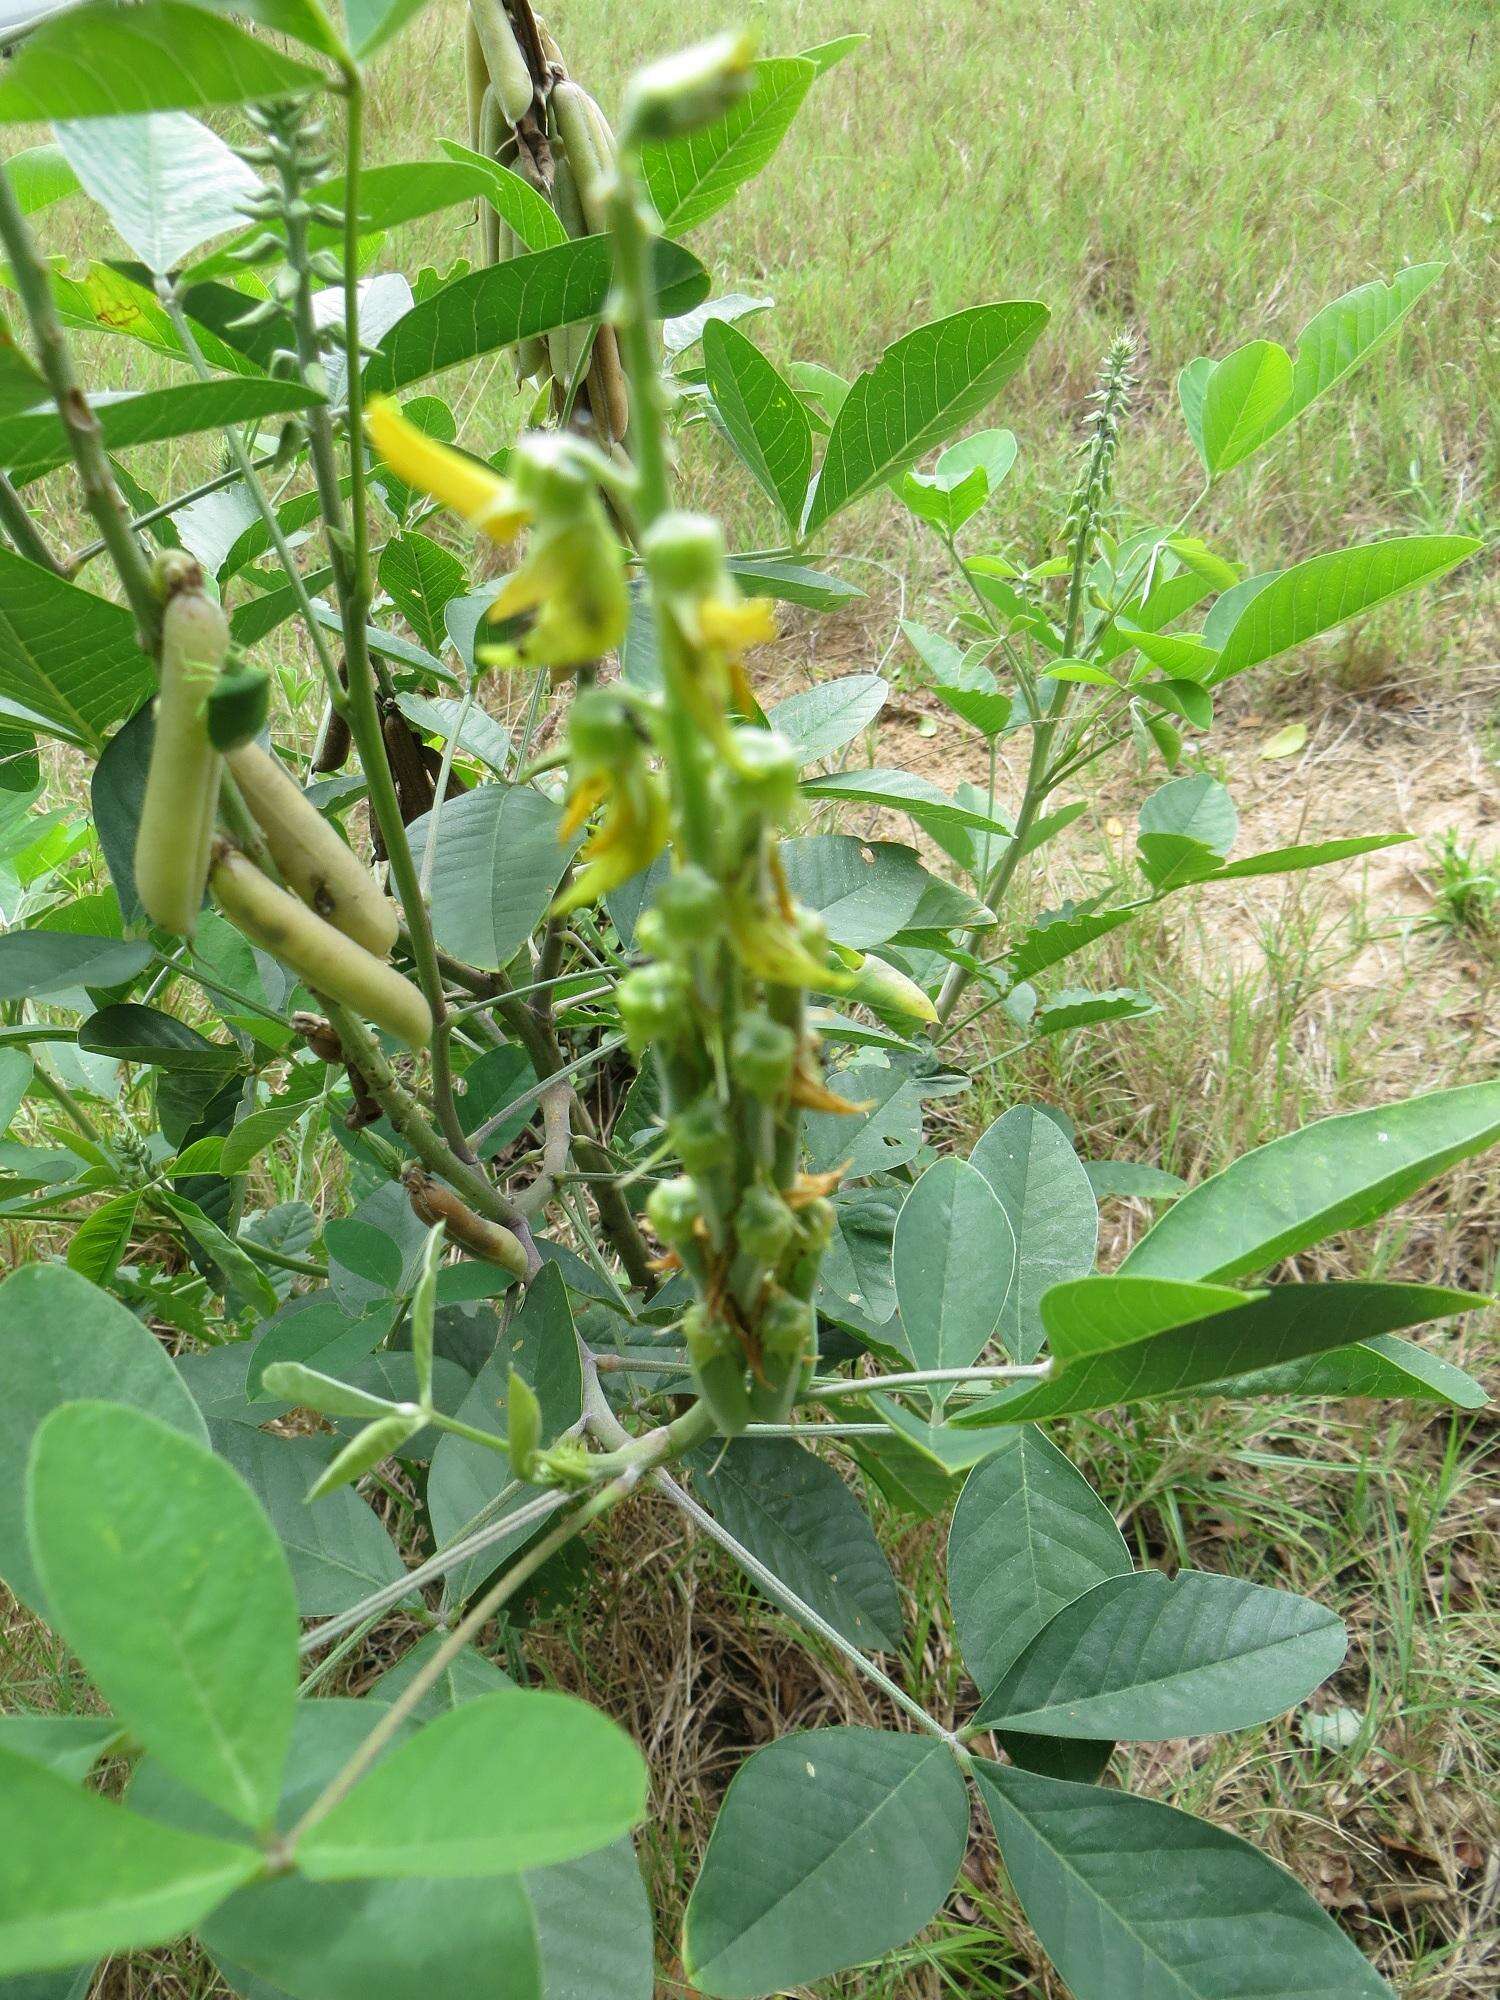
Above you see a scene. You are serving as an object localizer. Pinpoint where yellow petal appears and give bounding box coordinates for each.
[700,595,777,654]
[365,400,529,542]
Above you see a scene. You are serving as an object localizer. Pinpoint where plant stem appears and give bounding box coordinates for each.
[0,468,62,572]
[69,453,280,574]
[0,167,158,654]
[809,1361,1052,1401]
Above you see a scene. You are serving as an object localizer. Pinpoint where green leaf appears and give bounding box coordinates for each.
[1084,1159,1186,1202]
[434,143,570,250]
[778,834,930,949]
[1199,339,1293,473]
[0,1749,260,1978]
[28,1402,298,1830]
[1176,355,1212,456]
[901,427,1018,535]
[1010,904,1132,981]
[1186,1331,1486,1410]
[1138,772,1237,854]
[949,1428,1130,1695]
[364,238,709,395]
[1032,987,1157,1037]
[0,552,153,748]
[0,1263,208,1613]
[1121,1079,1500,1284]
[377,531,467,655]
[801,765,1010,837]
[427,1265,582,1602]
[975,1569,1345,1737]
[209,1426,409,1618]
[162,1191,279,1316]
[0,1714,121,1785]
[954,1280,1479,1428]
[406,783,575,971]
[79,1003,241,1072]
[971,1106,1097,1363]
[297,1689,645,1880]
[0,933,144,1006]
[65,1191,140,1287]
[975,1760,1393,2000]
[0,2,327,124]
[765,675,887,767]
[3,143,81,216]
[54,112,261,274]
[803,1061,966,1178]
[1223,263,1447,467]
[727,557,864,610]
[221,1097,311,1172]
[703,318,813,534]
[344,0,435,61]
[1211,535,1480,682]
[0,378,323,482]
[1038,1274,1256,1359]
[805,302,1048,533]
[691,1438,902,1652]
[643,57,818,234]
[682,1728,969,1999]
[1197,832,1410,882]
[527,1842,655,2000]
[894,1156,1015,1405]
[132,1699,545,2000]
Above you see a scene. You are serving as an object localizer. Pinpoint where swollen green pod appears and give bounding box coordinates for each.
[210,844,432,1050]
[227,740,399,959]
[469,0,534,125]
[134,582,228,937]
[464,6,489,152]
[551,80,609,233]
[546,151,592,394]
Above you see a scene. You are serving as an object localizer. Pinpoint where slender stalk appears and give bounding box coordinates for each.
[0,167,157,651]
[809,1361,1052,1401]
[68,453,280,575]
[0,468,63,572]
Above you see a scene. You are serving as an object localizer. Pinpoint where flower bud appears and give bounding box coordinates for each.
[730,1013,796,1100]
[642,509,728,597]
[646,1174,701,1248]
[735,1184,795,1264]
[673,1095,732,1174]
[616,961,692,1054]
[653,864,723,945]
[726,725,799,821]
[622,32,756,144]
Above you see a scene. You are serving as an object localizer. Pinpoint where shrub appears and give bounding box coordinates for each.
[0,4,1489,1997]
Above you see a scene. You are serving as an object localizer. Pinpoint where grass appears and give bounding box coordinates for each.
[3,0,1498,1995]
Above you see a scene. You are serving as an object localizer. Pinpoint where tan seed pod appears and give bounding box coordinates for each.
[211,843,432,1050]
[470,0,534,125]
[588,323,630,443]
[227,740,399,958]
[401,1162,528,1277]
[134,582,228,937]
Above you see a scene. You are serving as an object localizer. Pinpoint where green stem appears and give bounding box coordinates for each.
[0,468,62,573]
[0,167,157,654]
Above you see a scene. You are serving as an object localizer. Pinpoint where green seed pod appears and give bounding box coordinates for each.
[749,1289,815,1423]
[210,843,432,1050]
[546,151,592,392]
[464,6,490,151]
[642,510,726,598]
[227,740,399,959]
[653,864,722,947]
[684,1305,752,1436]
[550,79,610,233]
[645,1174,701,1248]
[730,1013,797,1100]
[735,1183,795,1264]
[727,726,800,822]
[469,0,534,125]
[507,1367,542,1481]
[616,961,692,1056]
[134,582,228,938]
[672,1095,732,1175]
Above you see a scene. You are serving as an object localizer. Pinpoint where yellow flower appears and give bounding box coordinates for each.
[484,517,630,674]
[698,595,777,655]
[553,768,669,914]
[365,400,530,543]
